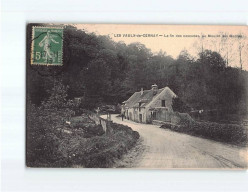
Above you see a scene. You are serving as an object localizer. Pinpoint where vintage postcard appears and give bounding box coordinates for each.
[26,24,248,169]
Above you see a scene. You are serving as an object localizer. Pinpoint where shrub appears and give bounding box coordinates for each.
[161,124,171,129]
[67,123,140,168]
[175,117,247,146]
[26,82,79,167]
[27,90,140,168]
[71,124,105,138]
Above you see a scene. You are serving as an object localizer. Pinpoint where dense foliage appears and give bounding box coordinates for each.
[27,24,248,120]
[26,81,77,167]
[172,97,190,113]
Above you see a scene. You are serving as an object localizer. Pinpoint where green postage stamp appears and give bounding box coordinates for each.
[31,26,63,65]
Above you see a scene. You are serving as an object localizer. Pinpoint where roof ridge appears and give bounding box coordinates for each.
[124,86,176,108]
[138,87,165,92]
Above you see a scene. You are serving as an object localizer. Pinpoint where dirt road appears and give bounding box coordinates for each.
[103,114,247,169]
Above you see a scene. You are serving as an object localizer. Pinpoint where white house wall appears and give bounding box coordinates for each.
[126,107,146,123]
[147,89,176,111]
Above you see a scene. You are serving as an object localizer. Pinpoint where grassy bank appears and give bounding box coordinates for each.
[67,118,140,167]
[27,114,140,168]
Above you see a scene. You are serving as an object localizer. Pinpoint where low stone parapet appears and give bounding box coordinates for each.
[88,113,113,134]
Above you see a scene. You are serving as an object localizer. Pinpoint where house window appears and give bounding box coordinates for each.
[161,100,165,107]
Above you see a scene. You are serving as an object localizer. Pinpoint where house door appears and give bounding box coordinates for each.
[139,114,142,123]
[152,111,157,120]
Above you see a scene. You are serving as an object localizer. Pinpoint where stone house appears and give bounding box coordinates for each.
[122,84,177,123]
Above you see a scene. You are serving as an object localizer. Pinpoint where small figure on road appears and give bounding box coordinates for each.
[121,113,124,121]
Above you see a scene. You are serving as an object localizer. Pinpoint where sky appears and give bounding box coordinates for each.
[75,24,248,70]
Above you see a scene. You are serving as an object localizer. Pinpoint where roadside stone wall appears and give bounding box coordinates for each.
[89,113,113,134]
[153,111,194,126]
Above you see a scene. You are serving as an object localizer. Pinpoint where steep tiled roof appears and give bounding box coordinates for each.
[124,87,165,108]
[124,87,176,109]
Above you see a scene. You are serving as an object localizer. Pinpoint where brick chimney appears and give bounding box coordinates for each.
[152,84,158,95]
[141,88,144,95]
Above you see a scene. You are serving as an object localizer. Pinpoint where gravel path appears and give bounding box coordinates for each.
[103,114,248,169]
